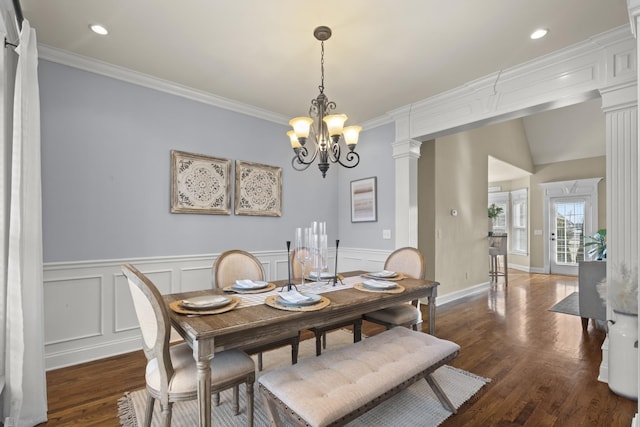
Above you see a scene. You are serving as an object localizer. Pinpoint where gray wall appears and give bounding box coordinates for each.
[337,122,396,250]
[39,60,345,262]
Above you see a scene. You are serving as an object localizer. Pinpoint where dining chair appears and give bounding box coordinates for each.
[212,249,300,370]
[362,247,426,331]
[290,248,362,356]
[122,263,255,427]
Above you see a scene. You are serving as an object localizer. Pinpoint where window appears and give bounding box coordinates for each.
[511,189,528,254]
[488,192,509,234]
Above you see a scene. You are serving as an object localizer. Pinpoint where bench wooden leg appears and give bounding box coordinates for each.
[315,331,323,356]
[354,319,362,342]
[581,317,589,331]
[261,390,283,427]
[425,373,457,414]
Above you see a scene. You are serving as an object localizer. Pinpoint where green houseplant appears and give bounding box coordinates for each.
[488,203,504,236]
[585,228,607,260]
[488,203,503,220]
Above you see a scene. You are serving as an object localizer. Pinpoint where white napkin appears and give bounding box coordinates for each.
[370,270,397,278]
[363,279,397,289]
[182,295,228,307]
[234,279,260,289]
[309,271,333,279]
[279,290,313,304]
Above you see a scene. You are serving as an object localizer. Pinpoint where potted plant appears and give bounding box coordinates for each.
[585,228,607,260]
[488,203,503,236]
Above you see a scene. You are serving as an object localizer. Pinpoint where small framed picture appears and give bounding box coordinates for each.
[170,150,231,215]
[234,160,282,217]
[351,177,377,222]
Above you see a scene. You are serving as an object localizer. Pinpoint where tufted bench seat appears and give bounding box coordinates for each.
[258,327,460,427]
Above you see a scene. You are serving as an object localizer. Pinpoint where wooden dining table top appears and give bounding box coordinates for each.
[163,270,439,352]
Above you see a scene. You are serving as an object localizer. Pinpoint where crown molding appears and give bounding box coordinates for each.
[37,44,290,126]
[387,25,636,141]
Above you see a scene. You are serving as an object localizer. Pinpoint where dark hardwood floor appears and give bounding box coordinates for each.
[40,271,637,426]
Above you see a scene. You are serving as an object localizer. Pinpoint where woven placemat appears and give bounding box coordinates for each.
[360,272,407,281]
[264,295,330,312]
[222,282,276,294]
[354,283,405,294]
[169,296,240,315]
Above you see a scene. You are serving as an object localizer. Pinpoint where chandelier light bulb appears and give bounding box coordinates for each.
[342,126,362,147]
[323,114,348,136]
[287,130,301,149]
[289,117,313,139]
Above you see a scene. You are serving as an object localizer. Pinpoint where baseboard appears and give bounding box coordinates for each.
[599,336,609,383]
[435,281,492,306]
[45,336,142,371]
[506,263,544,273]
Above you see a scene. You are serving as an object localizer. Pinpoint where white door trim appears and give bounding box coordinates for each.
[540,178,602,274]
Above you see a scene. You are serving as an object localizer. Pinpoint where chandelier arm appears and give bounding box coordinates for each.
[292,155,312,171]
[328,139,341,163]
[293,143,319,166]
[334,149,360,169]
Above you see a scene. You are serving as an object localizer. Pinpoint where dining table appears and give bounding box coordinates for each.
[164,270,439,427]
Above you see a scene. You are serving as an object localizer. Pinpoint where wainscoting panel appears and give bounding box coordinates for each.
[43,248,374,370]
[44,275,103,345]
[179,266,212,292]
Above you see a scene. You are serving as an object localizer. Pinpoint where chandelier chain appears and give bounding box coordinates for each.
[319,40,325,94]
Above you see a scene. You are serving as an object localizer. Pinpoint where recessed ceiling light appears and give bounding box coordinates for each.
[530,28,548,40]
[89,24,109,36]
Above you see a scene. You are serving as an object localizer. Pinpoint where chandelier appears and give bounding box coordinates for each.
[287,26,361,178]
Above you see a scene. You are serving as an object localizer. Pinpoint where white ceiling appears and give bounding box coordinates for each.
[20,0,628,126]
[19,1,620,181]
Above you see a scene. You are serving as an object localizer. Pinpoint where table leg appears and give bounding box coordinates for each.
[428,288,437,335]
[197,359,212,427]
[193,340,215,427]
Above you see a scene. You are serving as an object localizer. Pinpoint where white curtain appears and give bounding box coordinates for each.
[2,19,47,426]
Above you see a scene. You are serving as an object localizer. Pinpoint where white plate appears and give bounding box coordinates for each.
[181,295,231,309]
[232,280,269,290]
[277,292,322,307]
[363,280,398,290]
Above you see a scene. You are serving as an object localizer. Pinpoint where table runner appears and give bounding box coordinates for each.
[235,275,362,308]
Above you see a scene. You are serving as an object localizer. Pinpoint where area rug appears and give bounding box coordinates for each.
[549,291,580,316]
[118,330,490,426]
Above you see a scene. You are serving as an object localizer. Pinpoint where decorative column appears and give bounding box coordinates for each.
[598,82,638,386]
[392,139,421,248]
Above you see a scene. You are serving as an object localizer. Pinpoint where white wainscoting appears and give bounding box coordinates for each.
[43,246,499,370]
[42,247,393,370]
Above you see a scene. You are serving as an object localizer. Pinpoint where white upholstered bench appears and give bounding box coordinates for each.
[258,327,461,427]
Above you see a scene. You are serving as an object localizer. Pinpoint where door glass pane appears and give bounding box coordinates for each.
[554,200,585,265]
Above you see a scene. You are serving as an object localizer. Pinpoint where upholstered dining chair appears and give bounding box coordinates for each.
[212,249,300,370]
[122,263,255,427]
[362,247,426,331]
[290,248,362,356]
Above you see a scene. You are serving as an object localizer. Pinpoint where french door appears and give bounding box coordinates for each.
[549,197,590,275]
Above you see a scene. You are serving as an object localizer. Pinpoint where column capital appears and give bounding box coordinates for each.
[392,139,422,159]
[600,81,637,112]
[629,0,640,37]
